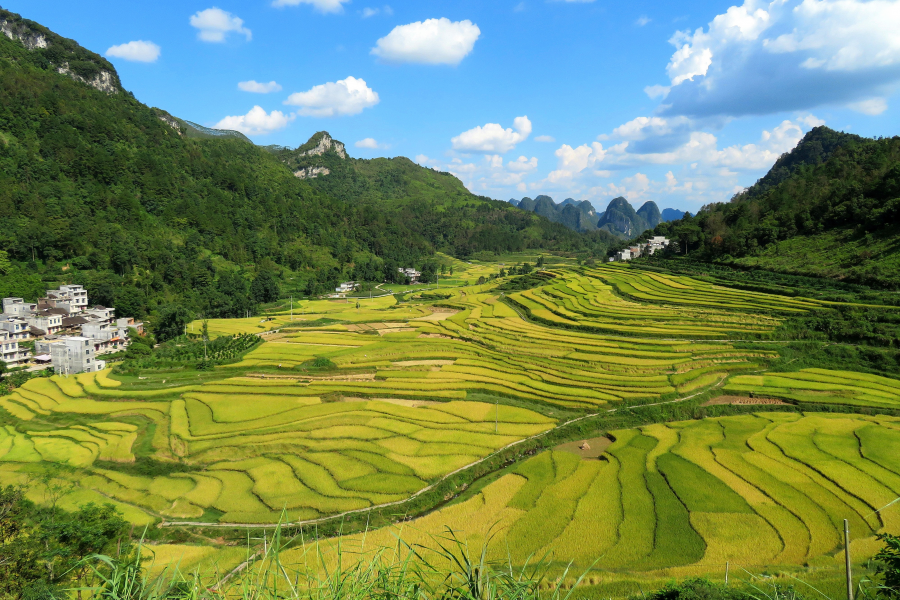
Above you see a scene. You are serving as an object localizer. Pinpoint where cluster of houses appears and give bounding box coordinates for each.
[1,284,143,375]
[332,267,424,298]
[611,236,671,262]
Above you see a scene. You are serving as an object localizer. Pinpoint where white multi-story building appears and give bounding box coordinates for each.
[0,316,30,341]
[50,336,105,374]
[0,329,30,368]
[2,297,36,317]
[26,311,64,336]
[335,282,357,294]
[84,306,115,325]
[43,284,88,313]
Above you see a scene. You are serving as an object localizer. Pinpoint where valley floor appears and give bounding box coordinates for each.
[2,261,899,597]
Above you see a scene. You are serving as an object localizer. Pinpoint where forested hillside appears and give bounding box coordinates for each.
[647,127,900,288]
[0,8,605,323]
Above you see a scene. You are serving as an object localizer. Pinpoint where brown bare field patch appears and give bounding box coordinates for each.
[378,328,416,335]
[555,436,613,459]
[703,395,789,406]
[418,334,454,339]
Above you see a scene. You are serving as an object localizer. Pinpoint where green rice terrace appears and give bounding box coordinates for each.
[2,263,900,596]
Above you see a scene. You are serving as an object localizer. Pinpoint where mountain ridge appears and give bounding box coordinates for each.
[512,195,680,237]
[0,6,608,320]
[645,126,900,288]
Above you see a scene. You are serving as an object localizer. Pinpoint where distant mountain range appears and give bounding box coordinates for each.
[509,196,687,237]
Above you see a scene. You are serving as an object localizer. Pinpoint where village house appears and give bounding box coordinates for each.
[1,285,142,374]
[39,285,87,314]
[335,281,357,294]
[49,336,105,375]
[398,267,421,283]
[2,297,36,317]
[612,237,671,262]
[0,329,30,368]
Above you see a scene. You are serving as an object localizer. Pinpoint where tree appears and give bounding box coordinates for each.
[0,486,130,597]
[114,286,146,319]
[0,360,6,379]
[536,255,544,268]
[155,304,192,342]
[875,533,900,597]
[250,271,280,304]
[0,250,10,275]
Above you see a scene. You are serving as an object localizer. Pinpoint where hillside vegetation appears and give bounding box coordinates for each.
[0,7,603,323]
[646,127,900,288]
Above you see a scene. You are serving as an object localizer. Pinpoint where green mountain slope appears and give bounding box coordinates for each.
[646,127,900,288]
[0,7,605,320]
[597,197,652,237]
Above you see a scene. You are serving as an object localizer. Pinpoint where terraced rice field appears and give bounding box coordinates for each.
[4,259,900,581]
[0,370,554,524]
[726,369,900,409]
[316,412,900,573]
[226,272,780,408]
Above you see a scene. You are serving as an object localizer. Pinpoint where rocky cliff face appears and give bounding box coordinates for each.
[294,166,331,179]
[55,61,118,94]
[0,18,48,49]
[270,132,349,180]
[298,133,346,159]
[0,9,121,94]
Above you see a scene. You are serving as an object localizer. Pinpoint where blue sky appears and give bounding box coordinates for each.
[8,0,900,212]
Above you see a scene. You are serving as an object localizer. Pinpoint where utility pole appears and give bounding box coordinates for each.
[844,519,853,600]
[725,562,729,586]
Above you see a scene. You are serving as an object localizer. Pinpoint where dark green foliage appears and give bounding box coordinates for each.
[642,127,900,288]
[116,333,261,372]
[154,305,193,343]
[0,485,130,597]
[251,271,280,303]
[629,578,763,600]
[308,356,337,370]
[0,8,608,339]
[496,272,555,291]
[874,533,900,597]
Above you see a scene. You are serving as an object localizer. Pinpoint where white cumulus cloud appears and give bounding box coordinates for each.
[190,8,252,43]
[214,106,294,135]
[372,18,481,65]
[105,40,161,63]
[355,138,382,149]
[284,76,380,117]
[238,80,282,94]
[451,116,532,153]
[272,0,350,13]
[508,156,538,172]
[654,0,900,117]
